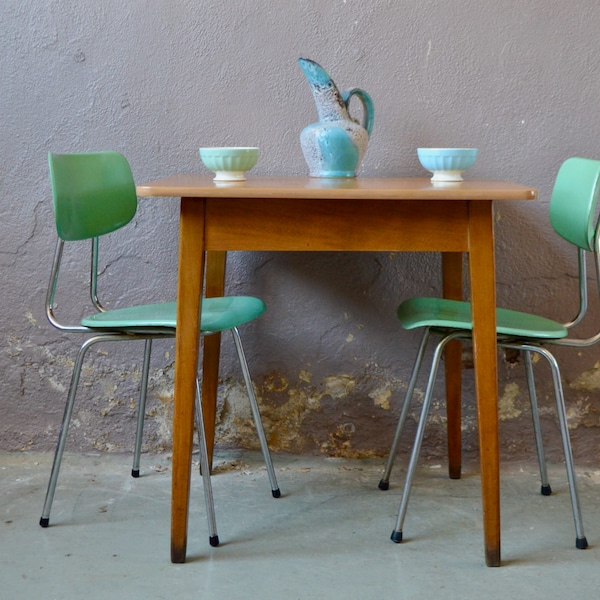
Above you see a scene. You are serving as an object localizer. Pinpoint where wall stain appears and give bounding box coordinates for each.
[216,371,404,458]
[571,361,600,392]
[498,382,523,421]
[17,324,600,463]
[323,375,356,399]
[369,385,391,410]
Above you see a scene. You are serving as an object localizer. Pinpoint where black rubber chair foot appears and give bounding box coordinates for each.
[209,535,220,547]
[390,530,403,543]
[131,469,140,478]
[272,488,281,498]
[576,537,588,550]
[540,484,552,496]
[39,517,49,528]
[378,480,390,491]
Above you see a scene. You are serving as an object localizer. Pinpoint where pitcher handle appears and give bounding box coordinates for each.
[342,88,375,138]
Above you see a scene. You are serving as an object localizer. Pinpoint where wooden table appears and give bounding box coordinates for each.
[136,175,537,567]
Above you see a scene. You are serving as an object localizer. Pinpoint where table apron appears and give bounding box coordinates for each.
[203,197,471,252]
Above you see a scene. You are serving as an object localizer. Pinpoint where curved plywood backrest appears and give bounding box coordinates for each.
[48,151,137,241]
[549,157,600,251]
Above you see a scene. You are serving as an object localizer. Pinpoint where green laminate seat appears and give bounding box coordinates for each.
[82,296,266,333]
[397,297,568,339]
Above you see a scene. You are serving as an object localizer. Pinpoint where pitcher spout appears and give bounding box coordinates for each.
[298,58,348,122]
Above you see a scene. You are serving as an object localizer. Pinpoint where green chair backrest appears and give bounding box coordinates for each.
[48,152,137,241]
[549,157,600,251]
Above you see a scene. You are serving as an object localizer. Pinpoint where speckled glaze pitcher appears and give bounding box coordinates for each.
[298,58,374,178]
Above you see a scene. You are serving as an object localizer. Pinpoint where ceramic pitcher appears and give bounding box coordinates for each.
[298,58,374,178]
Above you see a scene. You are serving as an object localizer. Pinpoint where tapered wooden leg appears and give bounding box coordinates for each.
[442,252,463,480]
[468,200,501,567]
[202,251,227,466]
[171,198,206,563]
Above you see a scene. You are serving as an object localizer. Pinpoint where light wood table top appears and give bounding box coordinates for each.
[138,174,536,200]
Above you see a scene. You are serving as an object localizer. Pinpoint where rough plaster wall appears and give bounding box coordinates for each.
[2,0,600,463]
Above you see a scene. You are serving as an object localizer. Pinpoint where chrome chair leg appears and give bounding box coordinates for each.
[231,327,281,498]
[379,329,431,490]
[132,339,152,478]
[195,381,219,547]
[522,349,552,495]
[391,335,455,543]
[40,335,105,527]
[531,345,587,549]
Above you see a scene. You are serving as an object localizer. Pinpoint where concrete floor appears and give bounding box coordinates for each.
[2,450,600,599]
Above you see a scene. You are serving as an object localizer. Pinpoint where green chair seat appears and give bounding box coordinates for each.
[397,297,568,339]
[82,296,266,333]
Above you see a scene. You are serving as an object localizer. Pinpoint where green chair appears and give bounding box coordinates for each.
[40,152,280,546]
[380,157,600,550]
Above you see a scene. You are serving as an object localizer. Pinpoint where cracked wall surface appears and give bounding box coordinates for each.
[2,1,600,464]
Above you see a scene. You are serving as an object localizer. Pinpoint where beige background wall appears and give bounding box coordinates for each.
[2,1,600,463]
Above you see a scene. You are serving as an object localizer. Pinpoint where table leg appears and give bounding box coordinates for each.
[468,200,501,567]
[202,251,227,466]
[442,252,463,480]
[171,198,206,563]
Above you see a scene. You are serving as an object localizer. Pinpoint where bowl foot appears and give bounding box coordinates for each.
[430,170,464,182]
[214,171,247,181]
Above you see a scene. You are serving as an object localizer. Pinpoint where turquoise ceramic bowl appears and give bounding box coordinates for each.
[199,147,259,181]
[417,148,478,182]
